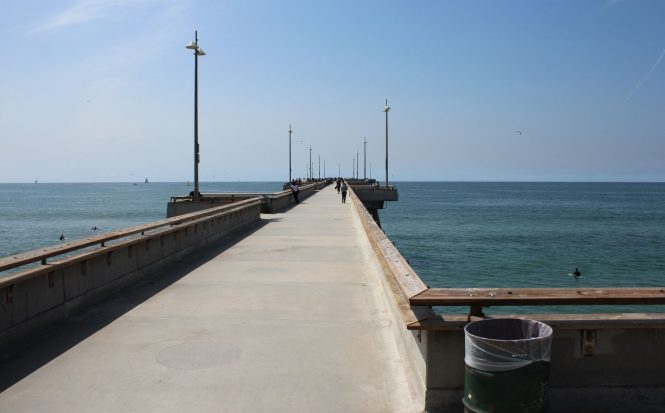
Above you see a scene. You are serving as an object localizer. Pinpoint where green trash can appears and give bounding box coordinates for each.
[463,318,553,413]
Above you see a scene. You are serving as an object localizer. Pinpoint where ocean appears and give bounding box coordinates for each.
[379,182,665,313]
[0,182,281,258]
[1,181,664,313]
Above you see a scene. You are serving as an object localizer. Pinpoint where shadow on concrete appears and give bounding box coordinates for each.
[0,220,270,392]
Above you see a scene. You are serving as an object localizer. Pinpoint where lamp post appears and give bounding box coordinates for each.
[318,155,320,180]
[352,156,355,179]
[383,99,390,188]
[185,31,206,198]
[288,125,292,183]
[356,150,359,180]
[363,137,367,180]
[309,145,312,180]
[338,163,340,177]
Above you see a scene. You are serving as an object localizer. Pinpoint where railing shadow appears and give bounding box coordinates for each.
[0,219,269,392]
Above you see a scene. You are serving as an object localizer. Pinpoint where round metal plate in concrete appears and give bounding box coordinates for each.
[155,341,241,370]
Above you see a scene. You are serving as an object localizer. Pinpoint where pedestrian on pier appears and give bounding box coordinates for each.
[291,181,300,203]
[335,178,341,193]
[341,183,348,203]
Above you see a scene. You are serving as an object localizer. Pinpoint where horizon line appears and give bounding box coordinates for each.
[2,180,664,184]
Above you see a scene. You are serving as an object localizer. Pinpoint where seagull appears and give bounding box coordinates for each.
[91,226,100,231]
[514,130,523,135]
[59,234,66,241]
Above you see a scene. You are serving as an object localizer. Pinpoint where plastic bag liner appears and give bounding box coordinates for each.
[464,318,553,372]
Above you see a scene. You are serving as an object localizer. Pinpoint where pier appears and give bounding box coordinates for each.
[1,183,665,412]
[0,184,419,412]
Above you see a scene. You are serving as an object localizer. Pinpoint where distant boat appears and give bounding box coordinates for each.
[145,177,149,183]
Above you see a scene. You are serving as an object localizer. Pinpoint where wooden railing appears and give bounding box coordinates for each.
[0,198,261,282]
[410,287,665,317]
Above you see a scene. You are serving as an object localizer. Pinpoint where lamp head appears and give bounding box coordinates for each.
[383,106,390,112]
[196,48,206,56]
[186,41,198,50]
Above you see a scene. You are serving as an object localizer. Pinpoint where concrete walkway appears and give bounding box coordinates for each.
[0,186,419,412]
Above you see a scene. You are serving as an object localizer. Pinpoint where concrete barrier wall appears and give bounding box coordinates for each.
[167,195,258,217]
[0,200,262,352]
[348,187,665,413]
[423,318,665,412]
[167,181,329,217]
[263,181,328,212]
[347,188,433,410]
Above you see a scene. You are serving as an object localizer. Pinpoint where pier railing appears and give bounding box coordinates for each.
[0,198,260,282]
[346,184,665,413]
[0,197,263,352]
[166,181,328,217]
[409,287,665,318]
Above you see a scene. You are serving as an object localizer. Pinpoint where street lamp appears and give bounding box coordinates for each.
[288,125,292,183]
[356,150,359,180]
[363,137,367,180]
[186,31,206,198]
[383,99,390,188]
[309,145,312,181]
[352,156,355,179]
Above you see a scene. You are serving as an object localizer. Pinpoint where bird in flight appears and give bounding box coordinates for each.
[514,130,523,135]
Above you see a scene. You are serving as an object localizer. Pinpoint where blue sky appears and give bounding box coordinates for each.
[1,0,664,182]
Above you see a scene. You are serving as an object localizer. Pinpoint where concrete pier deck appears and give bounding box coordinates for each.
[0,187,419,412]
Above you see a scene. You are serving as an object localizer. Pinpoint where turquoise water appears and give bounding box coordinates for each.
[0,182,281,258]
[379,182,665,314]
[2,181,664,313]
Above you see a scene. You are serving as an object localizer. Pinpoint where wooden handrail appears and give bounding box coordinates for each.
[410,287,665,307]
[0,198,261,273]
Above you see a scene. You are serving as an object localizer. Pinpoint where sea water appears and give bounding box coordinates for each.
[0,182,281,257]
[1,181,664,313]
[379,182,665,313]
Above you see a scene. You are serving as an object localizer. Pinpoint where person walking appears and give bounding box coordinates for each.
[291,181,300,203]
[335,178,341,193]
[341,182,348,203]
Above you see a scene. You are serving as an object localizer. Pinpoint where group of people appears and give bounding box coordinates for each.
[334,178,348,203]
[290,178,349,205]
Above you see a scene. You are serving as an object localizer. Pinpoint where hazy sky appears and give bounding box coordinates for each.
[1,0,664,182]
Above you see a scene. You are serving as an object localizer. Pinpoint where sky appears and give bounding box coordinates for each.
[1,0,664,182]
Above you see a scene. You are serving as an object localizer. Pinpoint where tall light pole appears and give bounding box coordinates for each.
[352,156,355,179]
[324,160,326,178]
[338,163,340,177]
[318,155,320,180]
[186,31,206,198]
[309,145,312,180]
[363,137,367,180]
[288,125,292,183]
[383,99,391,188]
[356,150,359,180]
